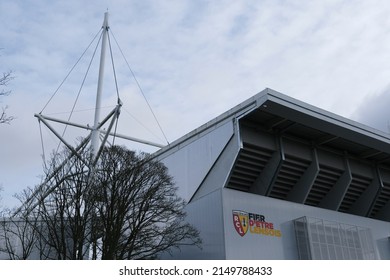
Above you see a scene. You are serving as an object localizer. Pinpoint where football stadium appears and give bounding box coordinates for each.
[156,88,390,259]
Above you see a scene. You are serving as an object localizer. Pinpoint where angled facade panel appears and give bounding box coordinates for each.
[156,88,390,259]
[157,120,234,202]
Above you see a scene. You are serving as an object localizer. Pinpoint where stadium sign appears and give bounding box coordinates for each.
[232,210,282,238]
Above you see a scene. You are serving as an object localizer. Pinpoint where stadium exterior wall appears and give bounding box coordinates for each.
[157,89,390,260]
[164,188,389,259]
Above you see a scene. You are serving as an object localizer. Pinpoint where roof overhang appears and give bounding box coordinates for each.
[154,88,390,222]
[156,88,390,161]
[243,89,390,163]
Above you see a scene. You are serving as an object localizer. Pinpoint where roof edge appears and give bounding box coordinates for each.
[154,88,390,157]
[265,88,390,144]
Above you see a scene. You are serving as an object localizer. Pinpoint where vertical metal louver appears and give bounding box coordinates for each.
[339,174,371,213]
[369,180,390,218]
[305,165,343,206]
[269,155,310,199]
[226,143,273,191]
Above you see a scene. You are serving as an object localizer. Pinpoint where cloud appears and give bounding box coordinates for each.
[2,0,390,208]
[351,85,390,133]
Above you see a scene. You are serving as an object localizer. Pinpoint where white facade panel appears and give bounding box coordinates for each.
[161,121,234,202]
[157,89,390,259]
[222,188,390,259]
[163,189,225,259]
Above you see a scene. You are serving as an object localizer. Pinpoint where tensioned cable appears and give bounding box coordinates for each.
[123,107,165,143]
[107,32,122,145]
[112,113,120,147]
[40,28,102,113]
[109,30,170,145]
[55,31,103,154]
[39,120,47,168]
[107,31,121,102]
[45,106,114,116]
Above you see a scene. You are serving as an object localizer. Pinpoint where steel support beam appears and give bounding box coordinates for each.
[251,134,285,196]
[319,155,352,211]
[287,147,320,203]
[349,165,382,216]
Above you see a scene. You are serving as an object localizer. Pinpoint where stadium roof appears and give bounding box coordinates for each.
[155,88,390,222]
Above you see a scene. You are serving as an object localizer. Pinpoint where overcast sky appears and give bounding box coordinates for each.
[1,0,390,208]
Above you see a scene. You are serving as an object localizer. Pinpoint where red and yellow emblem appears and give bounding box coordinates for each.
[232,210,249,236]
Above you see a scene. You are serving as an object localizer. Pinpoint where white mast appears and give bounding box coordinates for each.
[18,12,164,215]
[91,11,109,158]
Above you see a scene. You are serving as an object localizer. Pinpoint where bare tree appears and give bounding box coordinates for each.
[0,214,38,260]
[0,70,14,124]
[94,146,201,259]
[0,189,41,260]
[10,145,200,259]
[32,149,96,260]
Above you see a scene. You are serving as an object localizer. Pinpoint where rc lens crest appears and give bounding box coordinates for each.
[232,210,249,236]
